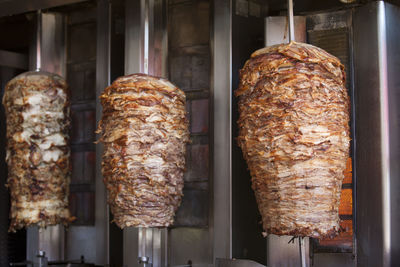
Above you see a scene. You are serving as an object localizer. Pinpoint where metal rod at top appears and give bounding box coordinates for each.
[36,10,42,71]
[299,237,306,267]
[143,0,149,74]
[287,0,295,42]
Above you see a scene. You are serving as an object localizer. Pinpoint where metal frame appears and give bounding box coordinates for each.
[212,0,232,262]
[353,1,400,266]
[95,0,111,265]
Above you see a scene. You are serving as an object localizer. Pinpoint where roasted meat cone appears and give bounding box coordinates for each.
[236,42,350,239]
[97,73,189,228]
[2,71,74,232]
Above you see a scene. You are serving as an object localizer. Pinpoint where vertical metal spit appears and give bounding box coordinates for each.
[287,0,295,42]
[27,10,67,264]
[124,1,168,266]
[35,10,42,71]
[287,1,306,266]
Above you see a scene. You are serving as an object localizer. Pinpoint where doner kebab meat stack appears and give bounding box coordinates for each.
[97,74,189,228]
[3,71,73,232]
[236,42,350,239]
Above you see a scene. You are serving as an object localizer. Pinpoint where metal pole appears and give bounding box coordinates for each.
[299,237,306,267]
[139,0,150,264]
[143,0,149,74]
[36,10,42,71]
[287,0,295,42]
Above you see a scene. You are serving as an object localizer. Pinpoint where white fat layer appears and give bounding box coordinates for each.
[42,149,63,162]
[38,133,66,150]
[27,94,46,105]
[144,155,164,169]
[16,199,63,210]
[10,91,68,165]
[15,200,65,219]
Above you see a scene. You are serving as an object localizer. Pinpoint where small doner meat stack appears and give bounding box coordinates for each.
[236,42,350,239]
[98,74,189,228]
[2,71,73,232]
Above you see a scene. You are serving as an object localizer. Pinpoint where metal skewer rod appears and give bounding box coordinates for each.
[36,10,42,71]
[287,0,295,42]
[299,237,306,267]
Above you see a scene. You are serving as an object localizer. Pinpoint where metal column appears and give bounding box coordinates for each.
[95,0,111,265]
[124,1,168,266]
[26,11,67,263]
[353,1,400,266]
[212,0,232,262]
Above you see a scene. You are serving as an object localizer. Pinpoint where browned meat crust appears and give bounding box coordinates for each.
[97,73,189,228]
[236,42,350,239]
[2,71,74,232]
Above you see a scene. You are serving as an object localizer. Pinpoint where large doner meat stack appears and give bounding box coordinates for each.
[236,42,350,239]
[2,71,73,232]
[98,74,189,228]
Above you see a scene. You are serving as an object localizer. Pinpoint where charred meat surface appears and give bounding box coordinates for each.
[97,73,189,228]
[2,71,74,232]
[236,42,350,239]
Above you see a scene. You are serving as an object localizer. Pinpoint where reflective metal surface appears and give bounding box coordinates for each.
[353,1,400,266]
[385,3,400,265]
[212,0,232,262]
[267,236,310,267]
[264,16,306,46]
[287,0,294,42]
[95,0,111,265]
[27,226,65,262]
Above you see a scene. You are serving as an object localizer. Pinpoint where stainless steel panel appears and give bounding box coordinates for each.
[65,226,96,263]
[212,0,232,262]
[264,16,306,46]
[267,236,309,267]
[123,227,139,267]
[168,228,212,267]
[0,50,28,69]
[0,0,89,18]
[125,0,167,77]
[312,253,354,267]
[353,1,400,266]
[95,0,111,265]
[125,0,146,75]
[29,12,66,75]
[40,13,66,75]
[385,3,400,266]
[27,226,65,262]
